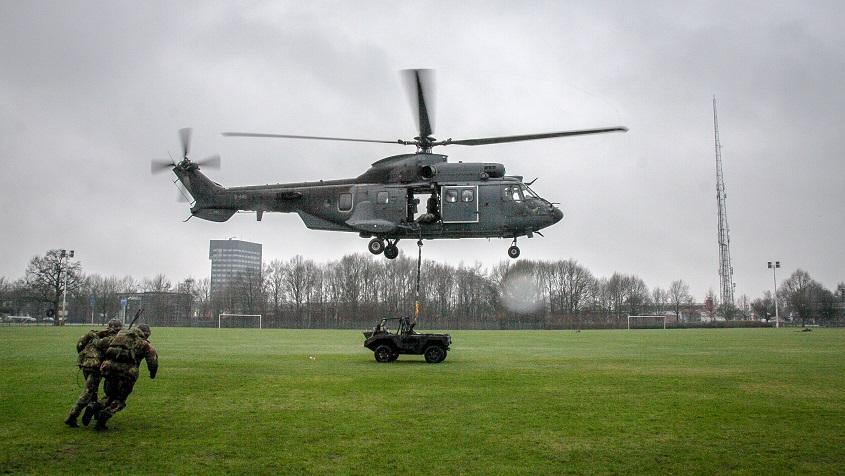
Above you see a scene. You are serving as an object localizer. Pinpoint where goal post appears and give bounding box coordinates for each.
[627,315,667,330]
[218,313,263,329]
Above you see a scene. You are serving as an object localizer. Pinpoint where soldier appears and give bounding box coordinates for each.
[64,318,123,428]
[416,193,441,224]
[93,323,158,430]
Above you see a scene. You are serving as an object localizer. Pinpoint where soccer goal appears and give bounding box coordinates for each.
[627,315,667,330]
[218,313,263,329]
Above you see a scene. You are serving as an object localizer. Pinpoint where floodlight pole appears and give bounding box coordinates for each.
[60,249,74,323]
[767,261,780,328]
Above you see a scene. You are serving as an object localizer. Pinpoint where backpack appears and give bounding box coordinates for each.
[77,331,102,369]
[104,328,142,364]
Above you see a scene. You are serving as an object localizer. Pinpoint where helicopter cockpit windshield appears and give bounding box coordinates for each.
[504,184,546,203]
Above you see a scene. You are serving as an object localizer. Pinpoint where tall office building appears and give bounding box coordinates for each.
[209,239,262,296]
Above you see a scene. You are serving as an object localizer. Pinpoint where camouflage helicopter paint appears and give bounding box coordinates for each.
[153,70,625,259]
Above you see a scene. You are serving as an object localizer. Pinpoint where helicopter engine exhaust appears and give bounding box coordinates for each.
[418,163,505,181]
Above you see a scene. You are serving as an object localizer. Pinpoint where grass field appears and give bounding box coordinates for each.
[1,326,844,475]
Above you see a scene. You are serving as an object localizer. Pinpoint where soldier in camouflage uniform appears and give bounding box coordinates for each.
[93,323,158,430]
[64,318,123,428]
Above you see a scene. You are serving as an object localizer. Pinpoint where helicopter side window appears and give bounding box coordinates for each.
[445,189,459,203]
[376,191,389,204]
[461,189,474,203]
[504,185,523,201]
[338,193,353,212]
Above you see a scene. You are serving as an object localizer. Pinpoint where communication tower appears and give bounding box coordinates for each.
[713,97,735,307]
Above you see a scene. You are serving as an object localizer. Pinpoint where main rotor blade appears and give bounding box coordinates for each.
[401,69,435,139]
[151,160,176,174]
[195,154,221,169]
[442,127,628,146]
[179,127,192,159]
[222,132,402,145]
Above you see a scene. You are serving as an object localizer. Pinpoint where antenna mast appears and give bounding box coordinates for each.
[713,97,735,307]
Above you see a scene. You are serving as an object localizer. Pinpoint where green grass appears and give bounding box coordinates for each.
[1,327,844,475]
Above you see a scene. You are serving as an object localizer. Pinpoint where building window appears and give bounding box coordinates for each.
[377,191,389,204]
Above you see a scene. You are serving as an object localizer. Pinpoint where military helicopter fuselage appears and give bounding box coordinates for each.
[156,69,625,259]
[172,151,562,258]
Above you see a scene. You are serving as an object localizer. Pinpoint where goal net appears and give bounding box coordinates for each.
[218,313,263,329]
[627,315,667,330]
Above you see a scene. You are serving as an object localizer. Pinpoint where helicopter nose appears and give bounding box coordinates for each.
[551,207,563,223]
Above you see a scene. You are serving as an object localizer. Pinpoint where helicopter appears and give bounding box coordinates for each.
[151,70,627,259]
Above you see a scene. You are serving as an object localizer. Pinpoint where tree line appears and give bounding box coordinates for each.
[1,249,843,329]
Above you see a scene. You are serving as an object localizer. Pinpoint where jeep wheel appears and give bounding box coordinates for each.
[374,345,394,363]
[423,345,446,364]
[388,352,399,362]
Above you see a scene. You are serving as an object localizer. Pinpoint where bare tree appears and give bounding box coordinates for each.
[557,259,594,314]
[24,249,83,318]
[233,269,265,316]
[704,289,717,317]
[685,295,696,320]
[192,277,211,320]
[815,285,838,322]
[358,256,381,318]
[588,277,611,317]
[779,269,815,326]
[668,280,690,320]
[86,274,134,324]
[0,277,11,313]
[429,262,454,323]
[624,275,649,316]
[751,291,775,321]
[303,260,323,327]
[143,274,172,292]
[265,260,286,319]
[651,287,666,315]
[606,273,628,317]
[735,294,751,319]
[284,256,309,322]
[380,255,415,319]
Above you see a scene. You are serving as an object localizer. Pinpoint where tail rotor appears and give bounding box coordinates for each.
[150,128,222,175]
[178,127,191,160]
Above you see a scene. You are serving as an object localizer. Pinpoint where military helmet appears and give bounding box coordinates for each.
[137,323,152,338]
[107,318,123,331]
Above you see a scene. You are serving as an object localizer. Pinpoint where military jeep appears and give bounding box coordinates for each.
[363,317,451,363]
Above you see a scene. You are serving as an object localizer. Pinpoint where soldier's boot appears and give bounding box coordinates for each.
[64,404,83,428]
[81,402,99,427]
[94,415,109,431]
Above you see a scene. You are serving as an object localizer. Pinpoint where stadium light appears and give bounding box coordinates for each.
[60,249,74,323]
[767,261,781,328]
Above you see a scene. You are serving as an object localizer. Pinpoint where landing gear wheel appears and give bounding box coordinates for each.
[507,245,521,259]
[368,238,385,255]
[374,345,394,363]
[424,345,447,363]
[384,245,399,260]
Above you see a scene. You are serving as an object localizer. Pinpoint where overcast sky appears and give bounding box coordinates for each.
[1,1,843,301]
